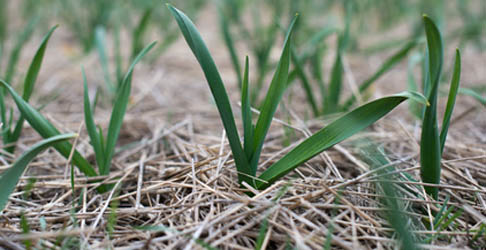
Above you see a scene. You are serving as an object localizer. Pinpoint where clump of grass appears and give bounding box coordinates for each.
[0,41,155,192]
[168,4,427,190]
[358,142,419,249]
[218,0,284,103]
[420,15,461,200]
[95,8,154,100]
[84,41,156,176]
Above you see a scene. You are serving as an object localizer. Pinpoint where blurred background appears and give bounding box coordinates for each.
[0,0,484,118]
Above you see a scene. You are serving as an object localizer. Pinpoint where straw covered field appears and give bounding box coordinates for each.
[0,0,485,249]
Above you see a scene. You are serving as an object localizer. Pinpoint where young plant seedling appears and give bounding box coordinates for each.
[420,15,461,200]
[218,0,283,104]
[168,5,427,190]
[84,41,156,176]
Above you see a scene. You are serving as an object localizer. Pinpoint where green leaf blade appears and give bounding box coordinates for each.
[420,15,444,200]
[0,80,97,177]
[439,49,461,153]
[167,4,252,184]
[241,56,253,159]
[83,70,105,172]
[256,92,427,190]
[0,133,76,211]
[249,16,297,177]
[102,42,156,176]
[325,52,343,113]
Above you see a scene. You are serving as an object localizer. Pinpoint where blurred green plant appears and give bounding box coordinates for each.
[219,0,284,103]
[359,143,419,250]
[85,42,156,176]
[57,0,114,52]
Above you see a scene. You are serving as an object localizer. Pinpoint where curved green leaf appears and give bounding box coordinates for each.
[168,4,252,184]
[0,133,76,211]
[83,69,104,172]
[0,79,97,177]
[439,49,461,153]
[241,56,253,159]
[420,15,443,200]
[8,26,58,153]
[250,16,297,176]
[256,91,427,190]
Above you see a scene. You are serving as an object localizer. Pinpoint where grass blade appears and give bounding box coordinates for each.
[360,143,419,250]
[7,26,58,153]
[83,69,104,171]
[21,26,58,101]
[102,42,156,175]
[407,52,424,119]
[219,8,242,89]
[131,8,153,59]
[256,91,427,189]
[167,4,252,184]
[0,80,97,177]
[342,40,417,110]
[241,56,253,159]
[0,133,76,211]
[325,50,343,113]
[420,15,443,200]
[439,49,461,153]
[95,26,115,94]
[249,16,297,176]
[290,47,318,116]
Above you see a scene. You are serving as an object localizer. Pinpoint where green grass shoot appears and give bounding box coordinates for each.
[84,41,156,176]
[420,15,461,200]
